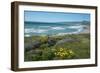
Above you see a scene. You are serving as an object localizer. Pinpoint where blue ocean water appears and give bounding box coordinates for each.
[24,22,85,37]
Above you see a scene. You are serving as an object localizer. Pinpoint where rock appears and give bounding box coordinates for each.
[47,38,56,46]
[32,41,41,48]
[25,41,41,51]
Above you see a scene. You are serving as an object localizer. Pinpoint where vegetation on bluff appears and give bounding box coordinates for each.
[24,33,90,61]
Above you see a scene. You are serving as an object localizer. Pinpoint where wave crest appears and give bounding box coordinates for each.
[25,28,47,33]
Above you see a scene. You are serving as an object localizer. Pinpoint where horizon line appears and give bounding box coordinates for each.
[24,20,90,23]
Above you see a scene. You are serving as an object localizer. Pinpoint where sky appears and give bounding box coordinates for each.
[24,11,90,22]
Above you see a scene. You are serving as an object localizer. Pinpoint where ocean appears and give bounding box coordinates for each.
[24,22,89,37]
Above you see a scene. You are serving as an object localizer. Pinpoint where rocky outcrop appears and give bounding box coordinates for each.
[25,41,41,51]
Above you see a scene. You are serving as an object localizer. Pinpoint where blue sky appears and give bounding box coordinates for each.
[24,11,90,22]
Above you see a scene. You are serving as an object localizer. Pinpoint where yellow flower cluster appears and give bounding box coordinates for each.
[54,48,75,59]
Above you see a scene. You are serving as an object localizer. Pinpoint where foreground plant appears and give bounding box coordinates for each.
[54,48,76,59]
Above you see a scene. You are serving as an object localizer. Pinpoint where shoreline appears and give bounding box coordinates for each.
[24,32,90,38]
[24,25,90,37]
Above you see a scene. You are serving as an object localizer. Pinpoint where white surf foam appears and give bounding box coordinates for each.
[51,27,65,30]
[25,28,48,33]
[24,34,31,37]
[57,27,84,36]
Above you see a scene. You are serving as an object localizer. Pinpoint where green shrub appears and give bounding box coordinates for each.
[38,36,48,43]
[40,43,49,49]
[41,48,55,60]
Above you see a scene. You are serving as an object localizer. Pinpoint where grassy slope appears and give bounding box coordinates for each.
[24,34,90,61]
